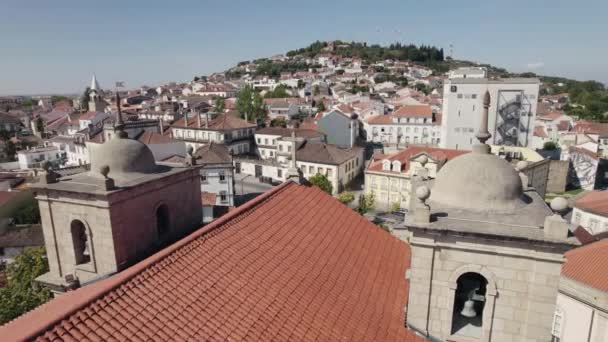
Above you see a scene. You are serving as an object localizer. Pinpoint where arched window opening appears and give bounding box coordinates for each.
[156,204,170,238]
[451,272,487,338]
[71,220,90,265]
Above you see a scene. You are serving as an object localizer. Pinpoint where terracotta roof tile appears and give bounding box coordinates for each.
[201,192,217,206]
[296,142,362,165]
[367,146,469,174]
[562,238,608,292]
[0,182,421,342]
[574,190,608,216]
[393,105,432,118]
[172,113,255,131]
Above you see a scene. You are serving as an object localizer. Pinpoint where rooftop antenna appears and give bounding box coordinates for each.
[449,44,454,59]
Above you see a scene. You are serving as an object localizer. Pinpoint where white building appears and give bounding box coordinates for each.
[364,105,441,146]
[554,239,608,342]
[364,146,467,210]
[238,128,363,194]
[571,190,608,234]
[170,113,256,154]
[193,143,235,223]
[17,146,65,170]
[441,69,540,150]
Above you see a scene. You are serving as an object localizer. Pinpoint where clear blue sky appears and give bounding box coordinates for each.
[1,0,606,95]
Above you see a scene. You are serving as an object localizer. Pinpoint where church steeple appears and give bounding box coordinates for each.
[88,74,106,112]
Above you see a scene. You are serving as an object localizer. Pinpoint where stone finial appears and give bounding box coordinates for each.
[412,185,431,225]
[40,161,58,184]
[114,92,127,139]
[185,145,196,166]
[515,160,528,172]
[474,90,492,151]
[516,161,530,191]
[416,185,431,203]
[99,165,110,179]
[544,196,569,240]
[98,164,115,190]
[418,155,428,167]
[550,197,568,216]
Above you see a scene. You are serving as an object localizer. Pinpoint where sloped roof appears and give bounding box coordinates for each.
[574,190,608,216]
[533,126,548,138]
[393,105,433,118]
[136,131,174,145]
[0,182,421,342]
[367,146,469,174]
[172,113,256,131]
[562,238,608,292]
[193,143,231,164]
[256,127,325,139]
[296,142,362,165]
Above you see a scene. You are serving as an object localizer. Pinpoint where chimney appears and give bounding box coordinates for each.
[432,112,436,123]
[197,112,202,128]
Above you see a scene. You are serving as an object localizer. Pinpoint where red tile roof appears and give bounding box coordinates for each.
[538,111,565,121]
[136,131,174,145]
[367,146,469,174]
[562,238,608,292]
[393,105,433,118]
[533,126,548,138]
[574,190,608,216]
[172,113,256,131]
[574,120,608,135]
[0,182,421,342]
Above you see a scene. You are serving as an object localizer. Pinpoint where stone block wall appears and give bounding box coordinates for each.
[408,236,565,342]
[108,169,202,269]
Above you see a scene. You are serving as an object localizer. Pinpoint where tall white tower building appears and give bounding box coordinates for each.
[440,68,540,150]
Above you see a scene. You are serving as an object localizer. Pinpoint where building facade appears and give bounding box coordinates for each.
[32,128,201,293]
[441,69,540,150]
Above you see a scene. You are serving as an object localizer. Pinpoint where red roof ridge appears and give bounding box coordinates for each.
[0,181,297,341]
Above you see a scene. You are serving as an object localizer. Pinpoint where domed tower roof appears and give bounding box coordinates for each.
[429,91,525,213]
[89,92,158,182]
[90,136,158,180]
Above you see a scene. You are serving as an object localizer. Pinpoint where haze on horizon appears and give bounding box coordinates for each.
[1,0,606,95]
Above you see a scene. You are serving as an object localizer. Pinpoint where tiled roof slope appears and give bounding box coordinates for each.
[562,238,608,292]
[574,190,608,216]
[0,182,421,342]
[172,113,256,130]
[367,146,469,173]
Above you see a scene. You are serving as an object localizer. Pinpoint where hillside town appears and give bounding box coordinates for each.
[0,40,607,341]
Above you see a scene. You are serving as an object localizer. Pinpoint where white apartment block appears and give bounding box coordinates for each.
[364,105,441,146]
[17,146,66,170]
[441,69,540,150]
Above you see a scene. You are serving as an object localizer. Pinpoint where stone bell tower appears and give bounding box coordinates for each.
[88,74,106,112]
[397,91,579,342]
[32,96,202,293]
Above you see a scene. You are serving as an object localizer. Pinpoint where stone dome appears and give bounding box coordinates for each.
[90,136,158,179]
[429,151,525,212]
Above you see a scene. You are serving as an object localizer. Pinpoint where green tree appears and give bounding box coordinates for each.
[316,101,326,112]
[337,191,355,205]
[13,200,41,225]
[543,141,557,151]
[4,140,17,161]
[50,96,69,105]
[264,84,290,98]
[297,79,306,89]
[270,118,287,127]
[236,85,267,122]
[390,201,401,213]
[213,97,225,112]
[308,173,333,194]
[80,87,91,109]
[35,117,44,135]
[357,192,375,215]
[313,85,320,96]
[0,247,52,325]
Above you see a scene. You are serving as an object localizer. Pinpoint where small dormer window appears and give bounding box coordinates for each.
[382,160,391,171]
[392,161,401,172]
